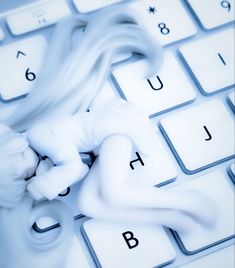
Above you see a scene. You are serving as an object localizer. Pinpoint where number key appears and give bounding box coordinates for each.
[0,35,47,101]
[6,0,71,35]
[129,0,197,46]
[187,0,234,29]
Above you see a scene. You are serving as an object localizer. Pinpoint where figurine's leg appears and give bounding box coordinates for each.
[97,134,216,226]
[26,126,89,200]
[77,160,200,233]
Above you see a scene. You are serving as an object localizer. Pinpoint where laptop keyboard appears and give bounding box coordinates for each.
[0,0,234,267]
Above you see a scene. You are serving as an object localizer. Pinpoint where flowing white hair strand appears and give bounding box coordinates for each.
[6,6,163,132]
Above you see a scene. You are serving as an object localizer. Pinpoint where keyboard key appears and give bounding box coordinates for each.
[73,0,123,13]
[0,27,4,41]
[172,171,235,254]
[230,163,235,176]
[90,82,120,109]
[180,244,235,268]
[129,0,197,46]
[228,162,235,182]
[228,91,235,111]
[113,52,196,117]
[0,35,47,101]
[180,28,235,94]
[128,131,177,186]
[81,128,177,188]
[0,99,24,121]
[187,0,235,30]
[6,0,71,35]
[82,220,176,268]
[65,234,90,268]
[160,100,235,173]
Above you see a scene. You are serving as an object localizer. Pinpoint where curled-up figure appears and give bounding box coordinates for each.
[0,123,38,208]
[0,127,74,268]
[5,6,216,232]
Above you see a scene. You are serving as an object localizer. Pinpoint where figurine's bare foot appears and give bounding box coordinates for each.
[0,123,38,208]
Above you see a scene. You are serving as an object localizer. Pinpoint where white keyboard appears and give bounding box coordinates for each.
[0,0,234,268]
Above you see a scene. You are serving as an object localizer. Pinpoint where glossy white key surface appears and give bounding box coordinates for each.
[129,0,197,46]
[0,35,47,101]
[187,0,235,29]
[82,220,176,268]
[73,0,123,13]
[172,171,235,253]
[90,82,120,109]
[160,100,235,173]
[228,91,235,111]
[6,0,71,35]
[0,27,4,41]
[113,52,196,117]
[65,235,90,268]
[128,131,177,186]
[180,244,235,268]
[180,28,235,94]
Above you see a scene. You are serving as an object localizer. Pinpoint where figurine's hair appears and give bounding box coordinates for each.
[6,6,162,132]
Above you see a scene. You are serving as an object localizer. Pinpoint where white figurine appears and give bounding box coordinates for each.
[3,6,216,232]
[0,123,38,208]
[0,125,74,268]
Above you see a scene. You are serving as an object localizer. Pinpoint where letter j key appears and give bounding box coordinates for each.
[160,100,235,173]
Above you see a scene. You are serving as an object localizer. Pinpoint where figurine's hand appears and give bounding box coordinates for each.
[0,123,39,208]
[36,158,54,176]
[25,120,89,201]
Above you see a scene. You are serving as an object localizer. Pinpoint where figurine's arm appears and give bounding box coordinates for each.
[26,118,89,200]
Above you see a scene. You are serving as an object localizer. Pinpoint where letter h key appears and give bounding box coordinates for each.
[130,152,144,170]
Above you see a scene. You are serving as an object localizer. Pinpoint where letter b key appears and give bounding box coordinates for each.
[82,220,176,268]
